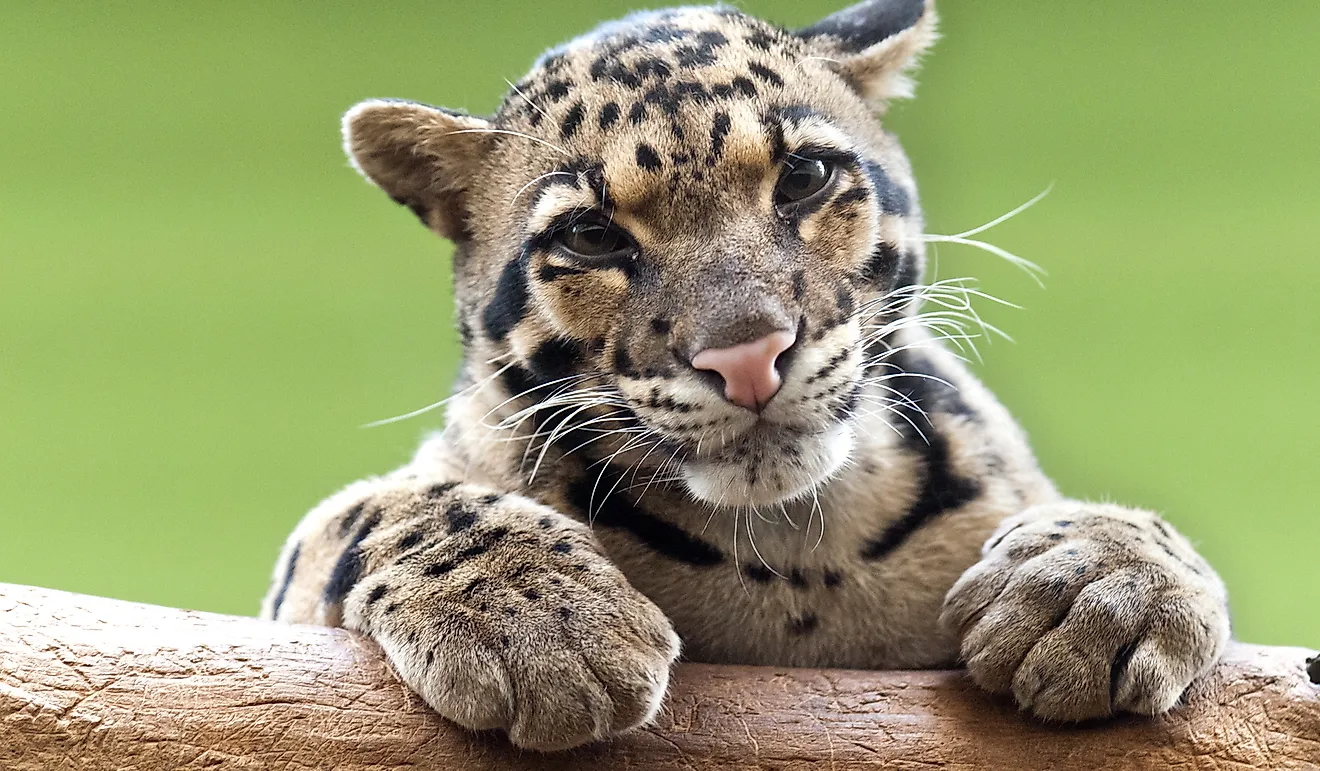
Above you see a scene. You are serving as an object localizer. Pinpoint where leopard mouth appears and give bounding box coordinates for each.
[680,421,855,508]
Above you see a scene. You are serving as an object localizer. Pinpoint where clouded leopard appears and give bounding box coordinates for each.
[262,0,1230,750]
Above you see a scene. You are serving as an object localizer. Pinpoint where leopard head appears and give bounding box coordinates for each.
[343,0,939,508]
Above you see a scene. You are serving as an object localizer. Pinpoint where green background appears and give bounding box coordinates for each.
[2,1,1316,647]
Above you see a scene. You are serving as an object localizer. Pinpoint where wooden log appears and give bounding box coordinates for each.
[1,583,1316,770]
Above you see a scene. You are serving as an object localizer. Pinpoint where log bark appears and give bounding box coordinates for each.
[1,583,1316,770]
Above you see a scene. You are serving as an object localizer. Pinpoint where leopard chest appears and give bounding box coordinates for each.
[582,475,1023,670]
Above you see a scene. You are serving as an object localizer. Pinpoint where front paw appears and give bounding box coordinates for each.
[941,502,1230,722]
[347,493,680,751]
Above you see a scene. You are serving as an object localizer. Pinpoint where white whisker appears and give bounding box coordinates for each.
[504,78,552,126]
[362,359,518,428]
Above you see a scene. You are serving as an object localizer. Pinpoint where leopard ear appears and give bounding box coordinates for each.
[342,99,494,241]
[795,0,938,108]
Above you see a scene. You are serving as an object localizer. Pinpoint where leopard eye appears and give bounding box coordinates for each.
[775,158,834,210]
[555,221,633,258]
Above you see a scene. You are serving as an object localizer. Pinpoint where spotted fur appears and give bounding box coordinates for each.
[263,0,1230,750]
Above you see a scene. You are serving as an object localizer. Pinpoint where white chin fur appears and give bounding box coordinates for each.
[681,424,854,508]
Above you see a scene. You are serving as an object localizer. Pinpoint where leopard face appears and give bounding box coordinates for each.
[344,1,938,508]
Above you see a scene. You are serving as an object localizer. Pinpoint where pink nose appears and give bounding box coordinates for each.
[690,330,796,412]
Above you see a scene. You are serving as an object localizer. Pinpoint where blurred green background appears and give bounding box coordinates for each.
[2,1,1316,646]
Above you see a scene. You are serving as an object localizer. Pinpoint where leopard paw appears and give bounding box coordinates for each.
[941,502,1230,721]
[345,488,680,750]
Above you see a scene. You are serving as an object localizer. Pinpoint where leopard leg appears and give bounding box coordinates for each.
[261,472,680,751]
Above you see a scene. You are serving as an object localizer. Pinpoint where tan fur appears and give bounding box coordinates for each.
[263,0,1230,751]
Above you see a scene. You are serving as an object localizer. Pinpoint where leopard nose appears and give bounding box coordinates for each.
[690,330,797,412]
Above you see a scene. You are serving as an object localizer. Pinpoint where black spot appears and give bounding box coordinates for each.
[797,0,926,52]
[385,602,400,614]
[568,476,723,567]
[498,363,543,403]
[748,62,784,88]
[709,112,732,165]
[893,253,921,292]
[325,510,381,605]
[590,55,643,89]
[483,254,529,341]
[698,31,729,48]
[424,526,510,576]
[835,285,855,317]
[636,143,662,171]
[1307,655,1320,685]
[338,502,364,536]
[628,101,648,124]
[560,100,586,139]
[366,583,389,605]
[426,649,435,665]
[538,516,553,530]
[862,243,907,289]
[643,83,677,116]
[650,317,672,335]
[269,543,300,619]
[559,606,573,621]
[763,115,787,163]
[789,568,809,589]
[599,101,620,130]
[522,588,541,601]
[551,540,572,554]
[528,337,585,384]
[641,23,689,45]
[544,79,571,102]
[732,77,758,98]
[1056,520,1074,528]
[634,56,672,81]
[613,345,635,375]
[445,502,477,533]
[744,563,775,583]
[673,80,711,104]
[823,570,843,589]
[746,28,778,51]
[788,614,819,635]
[427,482,458,498]
[863,160,911,215]
[398,530,425,551]
[676,44,717,68]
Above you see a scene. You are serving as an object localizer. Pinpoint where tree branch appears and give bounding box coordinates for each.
[1,583,1316,770]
